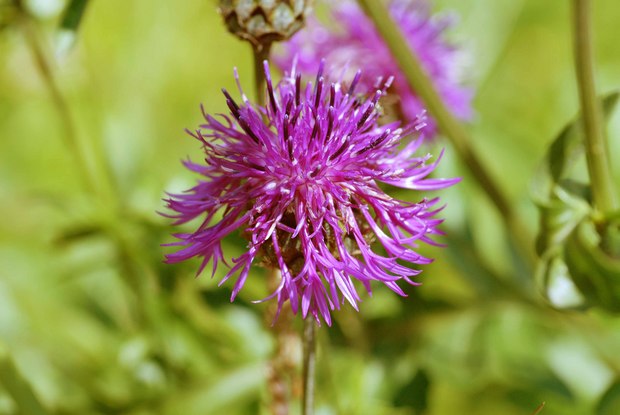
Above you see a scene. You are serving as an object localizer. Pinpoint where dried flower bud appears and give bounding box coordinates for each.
[219,0,311,48]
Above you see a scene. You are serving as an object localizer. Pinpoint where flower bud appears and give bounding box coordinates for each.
[219,0,311,48]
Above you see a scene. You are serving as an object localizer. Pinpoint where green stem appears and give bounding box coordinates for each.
[253,43,272,106]
[531,402,546,415]
[356,0,534,267]
[19,11,117,208]
[20,16,96,195]
[302,318,316,415]
[0,345,51,415]
[572,0,618,215]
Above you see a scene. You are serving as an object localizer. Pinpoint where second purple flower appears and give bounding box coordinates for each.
[277,0,473,138]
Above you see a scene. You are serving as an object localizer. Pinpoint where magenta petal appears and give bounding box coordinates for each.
[162,61,457,325]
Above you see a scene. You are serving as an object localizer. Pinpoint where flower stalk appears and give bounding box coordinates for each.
[253,43,272,105]
[302,318,316,415]
[572,0,618,216]
[356,0,535,268]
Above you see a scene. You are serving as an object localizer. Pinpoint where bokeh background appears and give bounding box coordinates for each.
[1,0,620,414]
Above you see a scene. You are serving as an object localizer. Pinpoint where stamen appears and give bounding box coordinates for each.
[222,88,240,118]
[356,91,381,129]
[325,106,334,142]
[295,73,302,107]
[263,61,278,114]
[348,70,362,96]
[237,116,260,144]
[355,129,391,155]
[329,84,336,108]
[329,136,350,161]
[314,76,324,110]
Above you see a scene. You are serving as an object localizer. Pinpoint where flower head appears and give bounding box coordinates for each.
[164,62,458,325]
[276,0,472,137]
[218,0,312,47]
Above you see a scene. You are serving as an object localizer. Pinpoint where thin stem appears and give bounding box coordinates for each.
[572,0,618,215]
[19,11,117,207]
[302,318,317,415]
[20,16,97,196]
[356,0,535,268]
[531,402,546,415]
[253,43,272,106]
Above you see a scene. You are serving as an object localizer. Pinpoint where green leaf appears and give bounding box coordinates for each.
[532,91,619,255]
[533,92,619,307]
[0,344,51,415]
[564,220,620,312]
[0,1,18,32]
[60,0,89,32]
[393,369,430,412]
[532,91,619,204]
[597,379,620,415]
[534,182,591,257]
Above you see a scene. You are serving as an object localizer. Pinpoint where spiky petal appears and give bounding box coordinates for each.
[164,62,459,325]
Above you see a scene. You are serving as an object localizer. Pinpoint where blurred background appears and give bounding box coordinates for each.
[1,0,620,414]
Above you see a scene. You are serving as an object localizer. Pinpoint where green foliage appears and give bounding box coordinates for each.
[60,0,89,32]
[1,0,620,414]
[533,92,620,312]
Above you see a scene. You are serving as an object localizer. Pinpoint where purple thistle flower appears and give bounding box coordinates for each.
[276,0,472,138]
[164,62,459,326]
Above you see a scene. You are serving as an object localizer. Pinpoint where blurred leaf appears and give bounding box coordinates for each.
[533,91,619,256]
[60,0,89,32]
[533,92,619,309]
[564,220,620,312]
[533,92,619,198]
[597,379,620,415]
[0,344,51,415]
[393,368,430,413]
[166,363,265,414]
[0,0,18,32]
[445,223,526,300]
[54,224,105,246]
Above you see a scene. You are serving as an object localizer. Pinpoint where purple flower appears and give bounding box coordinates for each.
[164,62,459,325]
[276,0,472,138]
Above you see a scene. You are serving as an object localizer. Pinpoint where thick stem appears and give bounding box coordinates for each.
[253,43,272,106]
[302,318,316,415]
[572,0,618,215]
[356,0,534,268]
[265,268,296,415]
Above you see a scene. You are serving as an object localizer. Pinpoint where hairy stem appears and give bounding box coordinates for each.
[356,0,535,269]
[572,0,618,215]
[302,318,316,415]
[253,43,272,106]
[265,268,297,415]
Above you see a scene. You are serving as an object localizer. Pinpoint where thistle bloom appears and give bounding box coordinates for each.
[164,63,458,325]
[276,0,472,137]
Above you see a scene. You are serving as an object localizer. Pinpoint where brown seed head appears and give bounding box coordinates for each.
[219,0,311,49]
